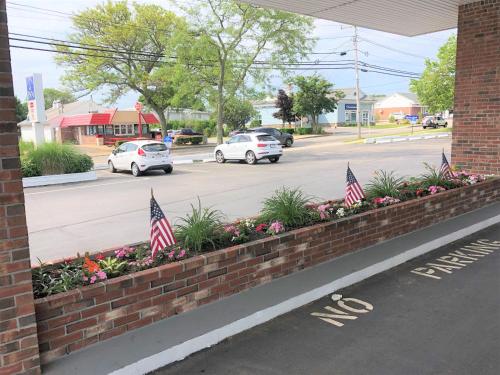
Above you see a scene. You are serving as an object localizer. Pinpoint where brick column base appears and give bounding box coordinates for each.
[451,0,500,174]
[0,0,41,373]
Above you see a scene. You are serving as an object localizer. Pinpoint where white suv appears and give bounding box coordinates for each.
[214,133,282,164]
[108,140,173,177]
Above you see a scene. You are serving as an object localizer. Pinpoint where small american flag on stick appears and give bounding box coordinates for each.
[440,150,453,178]
[345,164,365,207]
[150,190,176,257]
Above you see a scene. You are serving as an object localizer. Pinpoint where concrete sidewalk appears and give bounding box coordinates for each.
[43,202,500,375]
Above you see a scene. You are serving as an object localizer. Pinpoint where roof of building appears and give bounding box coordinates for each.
[374,92,422,108]
[56,111,160,128]
[239,1,474,36]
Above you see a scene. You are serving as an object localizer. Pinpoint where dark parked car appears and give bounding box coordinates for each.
[229,127,252,137]
[178,128,203,136]
[250,127,294,147]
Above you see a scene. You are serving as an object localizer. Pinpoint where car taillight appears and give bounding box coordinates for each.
[256,143,267,148]
[138,148,146,156]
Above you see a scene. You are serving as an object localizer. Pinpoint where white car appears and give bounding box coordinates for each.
[107,140,173,177]
[214,133,282,164]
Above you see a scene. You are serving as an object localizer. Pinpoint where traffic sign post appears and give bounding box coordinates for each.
[135,102,144,138]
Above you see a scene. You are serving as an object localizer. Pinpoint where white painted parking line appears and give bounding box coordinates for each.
[410,239,500,280]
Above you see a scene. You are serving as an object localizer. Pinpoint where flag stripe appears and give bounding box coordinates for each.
[345,165,365,207]
[150,196,176,257]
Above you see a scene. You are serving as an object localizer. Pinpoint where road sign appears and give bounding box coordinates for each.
[25,74,46,123]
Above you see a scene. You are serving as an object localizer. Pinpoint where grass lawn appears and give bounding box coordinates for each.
[344,127,452,144]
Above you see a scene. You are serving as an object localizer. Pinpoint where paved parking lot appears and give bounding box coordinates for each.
[25,136,451,262]
[155,224,500,375]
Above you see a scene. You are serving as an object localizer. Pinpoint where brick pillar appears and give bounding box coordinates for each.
[0,1,41,374]
[451,0,500,174]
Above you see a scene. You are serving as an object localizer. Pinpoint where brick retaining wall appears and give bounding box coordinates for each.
[34,178,500,364]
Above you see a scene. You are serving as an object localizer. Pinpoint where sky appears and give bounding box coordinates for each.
[7,0,456,109]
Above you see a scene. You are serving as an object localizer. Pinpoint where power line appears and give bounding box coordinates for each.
[359,37,428,59]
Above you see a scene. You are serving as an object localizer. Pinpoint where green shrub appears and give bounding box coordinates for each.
[249,119,261,127]
[21,142,94,177]
[19,140,34,157]
[296,127,313,135]
[167,120,216,137]
[174,136,204,145]
[419,163,453,189]
[281,128,295,135]
[261,187,312,228]
[21,158,41,178]
[365,170,404,199]
[175,199,224,253]
[388,115,395,123]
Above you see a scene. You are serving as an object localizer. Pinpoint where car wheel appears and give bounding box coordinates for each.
[270,157,280,163]
[108,160,116,173]
[423,126,427,129]
[285,138,293,147]
[444,122,448,128]
[164,165,173,174]
[246,151,257,165]
[131,163,142,177]
[216,151,226,164]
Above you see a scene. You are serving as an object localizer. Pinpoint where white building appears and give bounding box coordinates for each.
[18,99,107,143]
[374,93,426,122]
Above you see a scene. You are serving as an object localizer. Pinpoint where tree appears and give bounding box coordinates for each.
[180,0,315,144]
[223,96,257,130]
[292,75,343,133]
[15,97,28,122]
[410,35,456,114]
[56,1,197,135]
[273,89,296,126]
[43,88,75,109]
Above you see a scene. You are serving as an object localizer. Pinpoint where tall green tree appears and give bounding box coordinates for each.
[273,89,296,126]
[43,88,76,109]
[410,35,456,113]
[180,0,315,144]
[292,75,343,133]
[56,1,198,135]
[15,97,28,122]
[222,96,257,130]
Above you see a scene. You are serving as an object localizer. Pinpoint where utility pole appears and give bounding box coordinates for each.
[353,26,361,139]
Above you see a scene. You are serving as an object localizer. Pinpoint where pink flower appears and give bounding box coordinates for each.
[114,246,134,259]
[373,197,385,205]
[428,185,445,195]
[168,251,175,259]
[90,276,97,284]
[96,271,107,280]
[317,204,331,220]
[268,221,285,235]
[177,250,186,259]
[83,276,88,282]
[224,225,240,237]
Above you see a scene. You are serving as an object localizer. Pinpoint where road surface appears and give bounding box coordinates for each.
[155,224,500,375]
[25,135,451,262]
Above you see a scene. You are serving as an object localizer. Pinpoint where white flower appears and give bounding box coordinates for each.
[336,208,346,218]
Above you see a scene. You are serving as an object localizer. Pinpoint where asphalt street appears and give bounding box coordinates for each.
[154,224,500,375]
[25,135,452,262]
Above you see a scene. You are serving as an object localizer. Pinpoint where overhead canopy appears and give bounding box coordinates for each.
[239,0,475,36]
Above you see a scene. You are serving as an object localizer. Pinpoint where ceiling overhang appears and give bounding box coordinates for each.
[239,0,477,36]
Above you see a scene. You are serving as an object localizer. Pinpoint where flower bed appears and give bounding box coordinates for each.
[34,175,499,364]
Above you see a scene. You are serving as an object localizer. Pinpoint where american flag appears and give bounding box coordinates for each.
[150,194,176,257]
[345,165,365,207]
[440,151,453,178]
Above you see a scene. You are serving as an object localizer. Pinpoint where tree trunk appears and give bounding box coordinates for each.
[216,61,226,145]
[311,114,318,134]
[156,108,168,137]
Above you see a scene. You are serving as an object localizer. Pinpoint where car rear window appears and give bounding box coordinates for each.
[142,143,168,152]
[256,135,276,142]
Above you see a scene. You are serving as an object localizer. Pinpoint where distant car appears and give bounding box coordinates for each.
[108,140,173,177]
[214,133,282,164]
[229,127,252,137]
[422,116,448,129]
[250,127,294,147]
[390,112,406,121]
[177,128,202,136]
